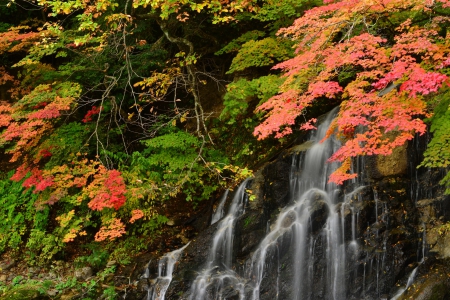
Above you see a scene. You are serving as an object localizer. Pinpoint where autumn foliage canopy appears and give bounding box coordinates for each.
[253,0,450,184]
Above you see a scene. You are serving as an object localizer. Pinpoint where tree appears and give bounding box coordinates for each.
[253,0,450,184]
[0,0,253,256]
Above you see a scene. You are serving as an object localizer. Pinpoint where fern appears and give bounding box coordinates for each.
[420,88,450,193]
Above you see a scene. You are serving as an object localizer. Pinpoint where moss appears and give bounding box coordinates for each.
[429,283,447,300]
[243,216,256,229]
[1,288,48,300]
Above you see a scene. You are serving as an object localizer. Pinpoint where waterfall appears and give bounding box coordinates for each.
[144,107,429,300]
[247,107,351,300]
[144,242,189,300]
[187,107,366,299]
[211,189,229,225]
[189,179,250,300]
[391,224,427,300]
[390,264,420,300]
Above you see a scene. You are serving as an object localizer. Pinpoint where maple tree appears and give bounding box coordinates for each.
[94,218,127,242]
[253,0,450,183]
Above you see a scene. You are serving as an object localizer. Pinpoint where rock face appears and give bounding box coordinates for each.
[74,266,92,281]
[366,136,409,179]
[130,121,450,300]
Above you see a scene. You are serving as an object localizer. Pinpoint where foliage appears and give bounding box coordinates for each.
[220,75,285,124]
[125,129,232,203]
[253,0,311,23]
[253,0,450,184]
[215,30,266,55]
[0,0,269,278]
[420,88,450,193]
[226,37,294,74]
[0,0,448,279]
[75,243,110,269]
[94,218,126,241]
[38,122,90,168]
[0,279,52,299]
[53,266,118,299]
[212,0,313,167]
[0,82,82,163]
[25,230,64,265]
[0,172,48,255]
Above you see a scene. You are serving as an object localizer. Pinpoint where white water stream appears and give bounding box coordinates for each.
[144,242,190,300]
[189,179,250,300]
[247,108,351,300]
[211,189,229,225]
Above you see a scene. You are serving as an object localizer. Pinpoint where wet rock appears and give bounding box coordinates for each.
[249,168,265,209]
[129,125,450,300]
[429,234,450,258]
[417,196,450,259]
[0,259,15,271]
[136,278,150,293]
[310,199,329,233]
[106,260,116,268]
[163,222,220,296]
[366,135,408,179]
[262,155,291,209]
[74,266,92,281]
[289,140,314,154]
[392,260,450,300]
[235,210,266,258]
[281,210,296,228]
[46,289,58,297]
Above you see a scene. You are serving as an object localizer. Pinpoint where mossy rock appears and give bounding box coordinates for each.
[399,266,450,300]
[402,280,448,300]
[1,288,49,300]
[429,283,448,300]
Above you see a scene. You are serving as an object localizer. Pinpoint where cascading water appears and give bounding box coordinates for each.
[144,242,189,300]
[391,223,427,300]
[246,107,352,300]
[189,179,250,300]
[390,264,420,300]
[211,189,229,225]
[187,107,367,299]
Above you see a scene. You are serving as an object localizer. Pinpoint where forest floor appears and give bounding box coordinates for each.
[0,195,211,299]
